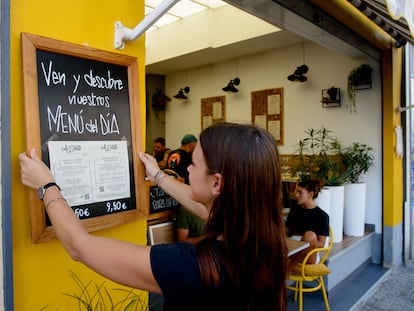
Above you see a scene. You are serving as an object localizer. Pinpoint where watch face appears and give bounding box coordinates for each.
[37,187,45,199]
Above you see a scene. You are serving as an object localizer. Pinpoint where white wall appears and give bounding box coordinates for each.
[164,41,382,233]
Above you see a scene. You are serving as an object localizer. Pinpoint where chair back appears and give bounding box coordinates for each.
[318,227,333,264]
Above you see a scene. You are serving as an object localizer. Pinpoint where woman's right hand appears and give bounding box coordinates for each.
[139,152,162,183]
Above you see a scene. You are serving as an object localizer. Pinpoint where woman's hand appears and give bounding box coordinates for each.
[19,149,55,190]
[139,152,161,183]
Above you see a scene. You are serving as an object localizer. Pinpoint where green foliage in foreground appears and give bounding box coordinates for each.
[40,270,163,311]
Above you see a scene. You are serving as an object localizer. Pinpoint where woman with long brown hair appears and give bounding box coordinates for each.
[19,122,287,310]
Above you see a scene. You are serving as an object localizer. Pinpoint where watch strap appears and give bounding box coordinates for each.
[39,182,61,200]
[43,182,61,191]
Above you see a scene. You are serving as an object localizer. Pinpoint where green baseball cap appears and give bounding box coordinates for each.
[181,134,197,145]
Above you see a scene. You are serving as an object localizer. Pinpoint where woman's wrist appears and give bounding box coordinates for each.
[154,170,169,187]
[157,173,168,187]
[154,170,163,183]
[41,186,67,211]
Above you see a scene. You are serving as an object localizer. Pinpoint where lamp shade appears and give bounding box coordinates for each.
[287,65,308,82]
[222,77,240,92]
[174,86,190,99]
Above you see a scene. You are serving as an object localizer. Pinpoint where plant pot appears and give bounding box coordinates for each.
[327,87,338,101]
[315,187,332,246]
[326,185,345,243]
[344,183,366,237]
[315,187,331,217]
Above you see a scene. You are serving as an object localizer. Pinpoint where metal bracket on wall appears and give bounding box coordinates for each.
[114,0,179,49]
[396,104,414,113]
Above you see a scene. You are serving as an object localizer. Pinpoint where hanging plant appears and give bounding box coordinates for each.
[151,88,171,110]
[347,64,372,113]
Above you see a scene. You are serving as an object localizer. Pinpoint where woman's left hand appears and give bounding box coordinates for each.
[19,149,55,190]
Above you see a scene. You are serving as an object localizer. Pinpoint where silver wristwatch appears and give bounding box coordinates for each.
[37,182,61,200]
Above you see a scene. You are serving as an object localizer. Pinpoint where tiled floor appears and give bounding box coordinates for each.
[351,260,414,311]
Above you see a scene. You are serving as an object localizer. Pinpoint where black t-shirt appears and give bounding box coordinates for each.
[285,204,330,237]
[166,149,191,183]
[150,241,235,311]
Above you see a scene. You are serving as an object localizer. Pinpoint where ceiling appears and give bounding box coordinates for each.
[145,31,306,75]
[145,0,228,31]
[144,0,308,75]
[145,0,414,75]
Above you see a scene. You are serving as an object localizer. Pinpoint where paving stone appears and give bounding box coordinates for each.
[353,260,414,311]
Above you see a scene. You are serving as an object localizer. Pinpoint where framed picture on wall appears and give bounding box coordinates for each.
[148,222,175,245]
[251,88,284,145]
[201,96,226,130]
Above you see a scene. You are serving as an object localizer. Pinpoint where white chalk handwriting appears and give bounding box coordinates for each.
[40,60,124,97]
[47,105,120,135]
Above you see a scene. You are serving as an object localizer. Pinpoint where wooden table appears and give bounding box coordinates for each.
[286,238,310,257]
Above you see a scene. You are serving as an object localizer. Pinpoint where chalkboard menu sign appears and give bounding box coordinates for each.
[149,185,180,214]
[144,180,182,221]
[21,33,146,243]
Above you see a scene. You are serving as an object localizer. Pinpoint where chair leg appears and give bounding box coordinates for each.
[319,277,330,311]
[294,281,299,301]
[298,281,303,311]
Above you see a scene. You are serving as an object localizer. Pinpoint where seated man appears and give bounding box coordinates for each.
[175,206,206,244]
[285,179,329,265]
[152,137,171,169]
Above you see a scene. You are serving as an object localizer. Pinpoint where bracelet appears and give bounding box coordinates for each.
[154,170,163,184]
[157,173,168,187]
[45,197,66,211]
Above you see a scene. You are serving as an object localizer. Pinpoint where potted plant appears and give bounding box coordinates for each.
[294,127,321,182]
[327,86,338,101]
[342,142,374,183]
[347,64,372,113]
[294,126,350,242]
[294,126,350,186]
[342,142,374,237]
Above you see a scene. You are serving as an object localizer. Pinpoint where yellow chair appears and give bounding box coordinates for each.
[287,227,334,311]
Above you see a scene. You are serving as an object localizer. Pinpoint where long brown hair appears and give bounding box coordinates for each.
[196,123,287,311]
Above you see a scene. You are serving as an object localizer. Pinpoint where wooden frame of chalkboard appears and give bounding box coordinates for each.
[21,33,146,243]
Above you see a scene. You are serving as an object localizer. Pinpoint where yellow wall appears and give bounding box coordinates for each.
[382,47,404,227]
[11,1,148,309]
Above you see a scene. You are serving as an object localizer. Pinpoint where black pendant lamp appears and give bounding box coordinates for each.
[222,77,240,93]
[174,86,190,99]
[287,65,308,82]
